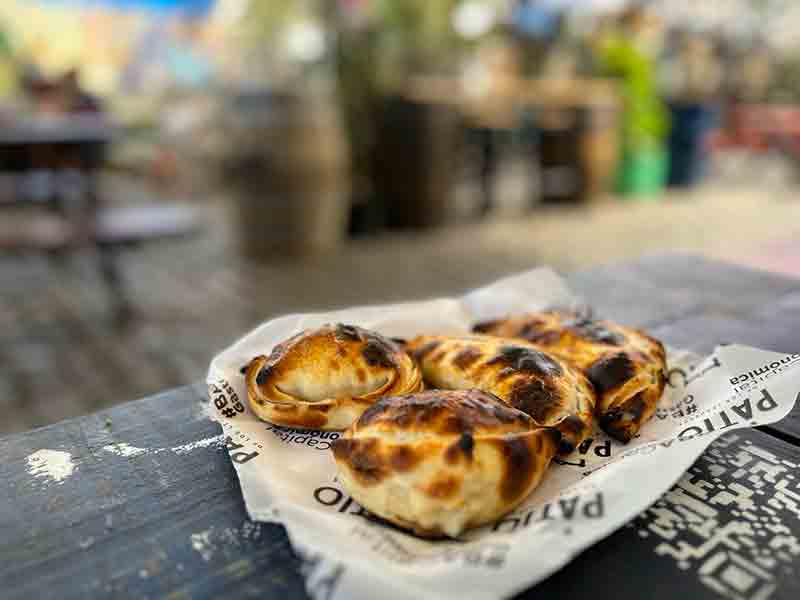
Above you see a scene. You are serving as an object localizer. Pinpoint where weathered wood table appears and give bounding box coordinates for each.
[2,254,799,600]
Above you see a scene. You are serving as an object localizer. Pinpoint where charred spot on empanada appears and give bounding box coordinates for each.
[516,317,563,344]
[486,346,563,378]
[255,363,272,386]
[585,352,635,395]
[332,390,560,538]
[522,329,563,345]
[343,438,388,486]
[491,435,536,503]
[334,323,362,342]
[452,347,483,370]
[554,415,591,454]
[505,380,589,454]
[356,389,531,435]
[476,318,562,346]
[598,391,649,443]
[245,324,422,430]
[562,315,626,346]
[444,432,475,464]
[472,319,502,334]
[507,378,561,421]
[361,338,396,369]
[405,335,594,453]
[470,311,667,444]
[457,431,475,455]
[389,445,421,471]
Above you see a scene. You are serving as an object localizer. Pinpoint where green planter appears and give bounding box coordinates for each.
[616,143,667,199]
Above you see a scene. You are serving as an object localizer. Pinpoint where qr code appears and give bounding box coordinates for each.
[628,434,800,599]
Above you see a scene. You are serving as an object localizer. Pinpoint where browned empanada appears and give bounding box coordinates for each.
[405,335,594,453]
[332,389,560,538]
[245,324,423,429]
[473,311,667,442]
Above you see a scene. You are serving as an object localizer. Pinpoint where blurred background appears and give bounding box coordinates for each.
[2,0,800,434]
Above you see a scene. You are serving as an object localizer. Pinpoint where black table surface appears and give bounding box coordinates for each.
[2,254,799,600]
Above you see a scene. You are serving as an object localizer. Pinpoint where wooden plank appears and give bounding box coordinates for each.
[568,254,800,325]
[567,266,705,328]
[649,314,800,356]
[0,384,305,600]
[570,256,800,444]
[750,292,800,442]
[2,252,800,598]
[603,254,800,316]
[2,384,799,599]
[646,311,800,443]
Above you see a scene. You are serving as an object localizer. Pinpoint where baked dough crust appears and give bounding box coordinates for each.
[245,324,423,429]
[332,389,560,538]
[405,334,595,453]
[473,311,667,442]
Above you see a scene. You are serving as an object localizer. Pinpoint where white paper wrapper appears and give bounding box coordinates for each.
[206,268,800,600]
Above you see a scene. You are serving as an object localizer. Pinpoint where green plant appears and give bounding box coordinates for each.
[597,34,670,150]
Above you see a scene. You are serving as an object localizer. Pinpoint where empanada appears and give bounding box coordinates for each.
[332,389,560,538]
[245,324,423,429]
[473,311,667,442]
[405,335,594,453]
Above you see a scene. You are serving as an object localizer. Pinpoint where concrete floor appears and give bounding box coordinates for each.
[2,163,799,434]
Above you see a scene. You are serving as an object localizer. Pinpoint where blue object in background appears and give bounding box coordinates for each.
[512,1,560,39]
[667,102,718,187]
[38,0,215,17]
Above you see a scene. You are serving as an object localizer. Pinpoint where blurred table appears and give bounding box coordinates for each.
[0,114,115,208]
[0,115,199,319]
[1,254,798,599]
[406,76,621,207]
[405,76,620,129]
[0,114,117,146]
